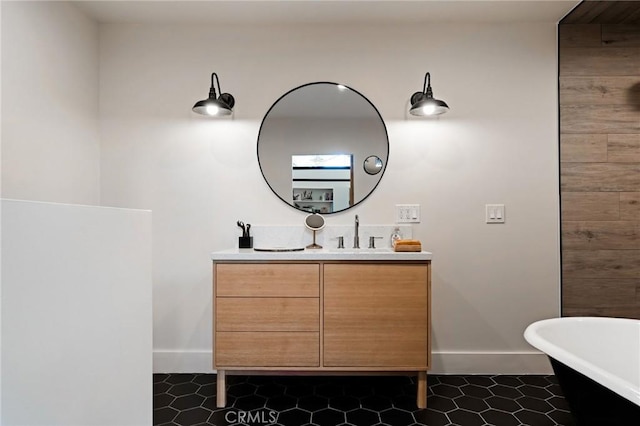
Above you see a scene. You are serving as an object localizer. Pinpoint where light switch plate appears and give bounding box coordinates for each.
[396,204,420,223]
[486,204,505,223]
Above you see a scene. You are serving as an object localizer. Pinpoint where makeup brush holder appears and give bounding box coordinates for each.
[239,237,253,249]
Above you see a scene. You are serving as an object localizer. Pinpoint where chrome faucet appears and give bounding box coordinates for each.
[353,214,360,249]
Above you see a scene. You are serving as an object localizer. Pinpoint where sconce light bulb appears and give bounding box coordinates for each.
[206,104,219,116]
[422,104,436,115]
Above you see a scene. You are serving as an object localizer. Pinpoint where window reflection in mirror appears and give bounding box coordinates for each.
[292,154,354,213]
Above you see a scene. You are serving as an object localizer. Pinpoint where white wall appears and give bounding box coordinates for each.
[99,22,560,373]
[1,3,4,418]
[1,199,152,426]
[1,2,102,419]
[1,0,100,204]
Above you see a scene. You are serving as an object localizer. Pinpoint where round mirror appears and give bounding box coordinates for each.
[258,82,389,214]
[304,213,326,231]
[363,155,383,175]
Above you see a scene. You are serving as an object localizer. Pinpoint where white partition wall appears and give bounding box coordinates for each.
[1,199,152,426]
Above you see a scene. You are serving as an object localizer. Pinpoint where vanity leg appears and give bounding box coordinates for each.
[216,370,226,408]
[417,371,427,409]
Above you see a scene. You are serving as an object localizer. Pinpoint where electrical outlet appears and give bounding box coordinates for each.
[486,204,505,224]
[396,204,420,223]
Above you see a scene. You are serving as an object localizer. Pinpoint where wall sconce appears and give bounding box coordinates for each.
[192,72,235,117]
[409,72,449,116]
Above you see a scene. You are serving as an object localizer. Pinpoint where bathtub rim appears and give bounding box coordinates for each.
[524,316,640,407]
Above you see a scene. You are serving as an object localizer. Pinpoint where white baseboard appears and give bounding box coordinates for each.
[429,351,553,374]
[153,350,552,375]
[154,350,216,374]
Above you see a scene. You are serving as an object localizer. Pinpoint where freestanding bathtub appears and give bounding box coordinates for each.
[525,317,640,426]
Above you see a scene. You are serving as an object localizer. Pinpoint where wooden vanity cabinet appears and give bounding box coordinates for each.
[213,260,431,408]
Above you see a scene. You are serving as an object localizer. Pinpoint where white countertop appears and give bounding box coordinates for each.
[211,248,432,261]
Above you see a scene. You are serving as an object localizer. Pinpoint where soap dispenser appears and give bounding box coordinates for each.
[390,227,403,248]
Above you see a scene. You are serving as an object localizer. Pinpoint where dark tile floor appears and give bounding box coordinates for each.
[154,374,574,426]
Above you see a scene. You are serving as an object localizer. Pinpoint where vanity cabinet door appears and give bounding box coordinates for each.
[323,263,429,368]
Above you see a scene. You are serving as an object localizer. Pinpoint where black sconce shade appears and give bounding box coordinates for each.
[410,72,449,116]
[192,72,235,117]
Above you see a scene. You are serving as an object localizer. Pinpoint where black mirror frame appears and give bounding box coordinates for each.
[257,81,389,215]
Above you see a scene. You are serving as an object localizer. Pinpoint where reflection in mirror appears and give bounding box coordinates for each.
[363,155,383,175]
[258,82,389,214]
[292,154,353,213]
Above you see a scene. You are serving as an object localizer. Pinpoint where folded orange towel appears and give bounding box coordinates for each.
[394,239,422,252]
[395,239,421,246]
[395,245,422,252]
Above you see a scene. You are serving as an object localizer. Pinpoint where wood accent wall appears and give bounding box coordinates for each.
[561,1,640,25]
[559,19,640,318]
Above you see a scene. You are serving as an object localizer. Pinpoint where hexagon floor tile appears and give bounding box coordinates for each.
[154,374,575,425]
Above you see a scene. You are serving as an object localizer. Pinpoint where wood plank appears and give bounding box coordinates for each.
[622,7,640,25]
[561,2,612,24]
[620,192,640,220]
[602,24,640,46]
[563,278,638,309]
[559,24,602,47]
[560,105,640,134]
[608,134,640,163]
[215,332,320,367]
[596,4,640,25]
[579,2,619,23]
[324,264,429,368]
[561,192,620,220]
[559,76,639,105]
[215,263,319,297]
[560,134,607,162]
[560,47,640,76]
[561,163,640,191]
[562,221,639,250]
[562,2,640,25]
[562,249,640,279]
[216,297,319,331]
[560,3,592,24]
[563,306,640,319]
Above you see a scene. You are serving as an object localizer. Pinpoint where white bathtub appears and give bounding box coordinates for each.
[524,316,640,408]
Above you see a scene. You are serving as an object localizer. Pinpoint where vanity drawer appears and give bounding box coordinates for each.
[215,332,320,367]
[216,298,319,332]
[215,263,319,297]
